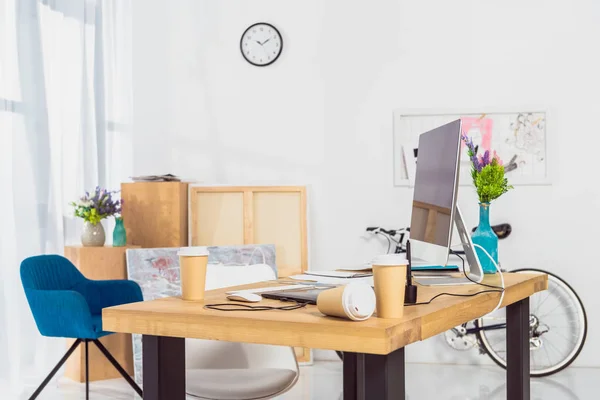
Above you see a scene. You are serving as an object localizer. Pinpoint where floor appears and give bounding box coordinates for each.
[21,361,599,400]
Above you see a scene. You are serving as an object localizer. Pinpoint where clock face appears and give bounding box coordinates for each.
[240,23,283,67]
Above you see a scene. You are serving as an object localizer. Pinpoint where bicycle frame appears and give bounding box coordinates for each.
[466,322,507,335]
[362,225,587,377]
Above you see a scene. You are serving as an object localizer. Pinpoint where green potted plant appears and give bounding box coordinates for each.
[71,187,122,247]
[462,134,513,273]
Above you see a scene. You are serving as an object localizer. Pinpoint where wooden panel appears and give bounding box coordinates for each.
[253,192,302,276]
[243,191,254,244]
[192,192,245,245]
[189,186,308,276]
[189,185,309,362]
[121,182,189,248]
[64,246,139,382]
[103,273,547,356]
[294,347,312,364]
[191,186,304,193]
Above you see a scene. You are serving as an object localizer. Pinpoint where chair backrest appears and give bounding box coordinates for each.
[185,263,298,371]
[21,255,85,291]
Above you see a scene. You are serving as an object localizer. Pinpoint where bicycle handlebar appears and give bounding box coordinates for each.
[368,223,511,240]
[366,227,405,236]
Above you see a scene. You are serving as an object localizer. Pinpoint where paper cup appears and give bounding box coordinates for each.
[317,283,376,321]
[178,247,209,301]
[372,254,409,318]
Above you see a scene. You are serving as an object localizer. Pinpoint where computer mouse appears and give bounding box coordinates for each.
[227,293,262,303]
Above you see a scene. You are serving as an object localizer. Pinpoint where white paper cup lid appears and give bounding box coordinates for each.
[342,283,376,321]
[177,246,209,257]
[371,254,409,266]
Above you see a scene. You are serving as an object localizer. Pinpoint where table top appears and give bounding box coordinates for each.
[103,273,547,355]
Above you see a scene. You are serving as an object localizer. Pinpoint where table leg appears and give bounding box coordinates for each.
[343,348,405,400]
[343,353,364,400]
[142,335,185,400]
[507,298,530,400]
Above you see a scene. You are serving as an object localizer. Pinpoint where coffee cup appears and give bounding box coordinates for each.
[317,283,376,321]
[372,254,409,318]
[178,247,210,301]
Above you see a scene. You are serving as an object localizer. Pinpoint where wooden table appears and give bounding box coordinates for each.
[103,272,547,400]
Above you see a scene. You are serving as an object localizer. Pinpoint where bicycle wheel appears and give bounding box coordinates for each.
[476,268,587,377]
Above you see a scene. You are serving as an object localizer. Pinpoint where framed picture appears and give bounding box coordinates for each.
[393,108,550,187]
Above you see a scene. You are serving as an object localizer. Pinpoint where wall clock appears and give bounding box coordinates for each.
[240,22,283,67]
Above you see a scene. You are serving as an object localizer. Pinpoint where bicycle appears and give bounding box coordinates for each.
[336,226,588,377]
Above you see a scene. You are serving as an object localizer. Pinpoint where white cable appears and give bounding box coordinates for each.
[472,243,505,313]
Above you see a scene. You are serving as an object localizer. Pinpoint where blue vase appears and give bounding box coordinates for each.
[113,218,127,247]
[471,203,499,274]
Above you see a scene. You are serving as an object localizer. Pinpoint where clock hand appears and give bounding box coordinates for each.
[260,38,271,45]
[255,40,263,46]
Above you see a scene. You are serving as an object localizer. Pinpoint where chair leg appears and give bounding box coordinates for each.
[93,339,143,398]
[85,340,90,400]
[28,339,82,400]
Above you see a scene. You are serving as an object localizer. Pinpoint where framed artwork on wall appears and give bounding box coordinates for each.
[393,108,550,187]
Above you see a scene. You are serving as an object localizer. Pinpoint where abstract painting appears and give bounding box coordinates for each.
[393,109,549,186]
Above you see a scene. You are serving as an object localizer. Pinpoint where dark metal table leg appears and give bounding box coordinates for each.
[365,347,405,400]
[507,298,530,400]
[343,353,365,400]
[142,335,185,400]
[343,348,405,400]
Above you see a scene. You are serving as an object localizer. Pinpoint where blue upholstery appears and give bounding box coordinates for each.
[21,255,143,340]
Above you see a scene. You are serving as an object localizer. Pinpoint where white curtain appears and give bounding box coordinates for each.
[0,0,132,395]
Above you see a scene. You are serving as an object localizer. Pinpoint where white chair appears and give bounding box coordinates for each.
[185,263,299,400]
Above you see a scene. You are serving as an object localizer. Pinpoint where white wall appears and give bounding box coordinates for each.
[132,0,600,367]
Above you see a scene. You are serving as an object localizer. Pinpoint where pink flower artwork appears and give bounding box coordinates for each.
[461,117,493,153]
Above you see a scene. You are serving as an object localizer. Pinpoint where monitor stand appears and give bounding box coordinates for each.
[454,205,483,281]
[409,205,484,288]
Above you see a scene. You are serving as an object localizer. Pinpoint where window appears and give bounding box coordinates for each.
[0,0,22,114]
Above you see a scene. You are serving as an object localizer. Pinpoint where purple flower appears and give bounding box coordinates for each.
[462,133,477,154]
[471,154,482,172]
[463,133,482,172]
[482,150,490,167]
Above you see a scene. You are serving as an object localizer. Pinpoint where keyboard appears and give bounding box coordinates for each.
[414,276,476,286]
[226,284,315,295]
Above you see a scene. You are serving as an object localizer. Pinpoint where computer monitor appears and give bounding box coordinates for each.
[409,119,462,265]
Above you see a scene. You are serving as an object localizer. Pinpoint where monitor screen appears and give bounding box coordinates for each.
[409,119,462,249]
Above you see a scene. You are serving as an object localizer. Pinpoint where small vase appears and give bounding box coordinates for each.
[471,203,499,274]
[113,218,127,247]
[81,221,106,247]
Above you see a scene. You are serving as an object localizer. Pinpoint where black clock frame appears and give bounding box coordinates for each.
[240,22,283,67]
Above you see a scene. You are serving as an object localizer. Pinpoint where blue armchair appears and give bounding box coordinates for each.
[21,255,143,399]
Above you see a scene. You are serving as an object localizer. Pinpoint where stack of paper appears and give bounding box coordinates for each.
[131,174,181,182]
[289,272,373,286]
[304,271,372,279]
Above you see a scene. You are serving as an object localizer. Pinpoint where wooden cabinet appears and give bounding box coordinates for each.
[121,182,189,247]
[63,245,139,382]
